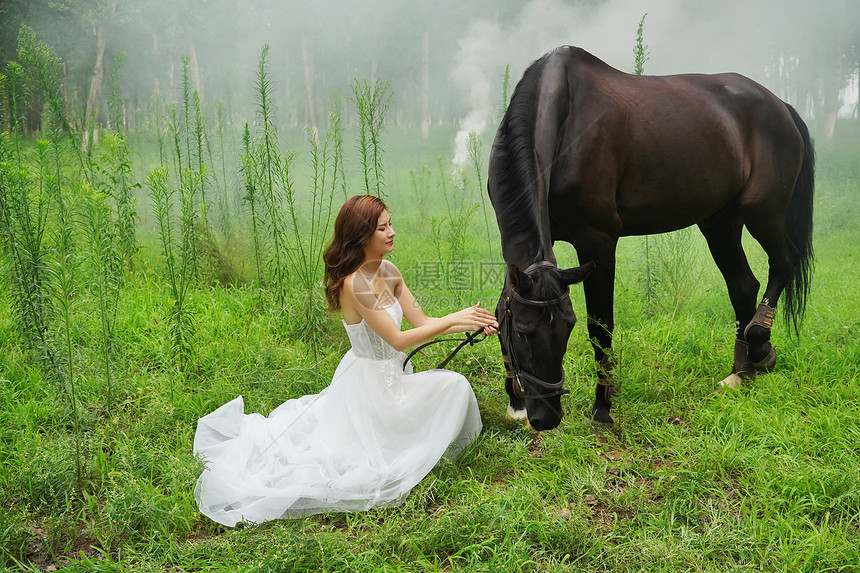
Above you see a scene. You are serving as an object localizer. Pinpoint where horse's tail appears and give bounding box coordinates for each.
[782,103,815,335]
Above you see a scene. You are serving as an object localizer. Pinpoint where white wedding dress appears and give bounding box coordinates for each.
[193,300,483,527]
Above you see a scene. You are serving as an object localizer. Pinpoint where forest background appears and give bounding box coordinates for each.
[2,0,859,149]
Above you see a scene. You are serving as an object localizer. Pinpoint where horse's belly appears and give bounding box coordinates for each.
[616,187,732,235]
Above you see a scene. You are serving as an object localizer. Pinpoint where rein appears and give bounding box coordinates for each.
[501,261,571,400]
[402,329,487,372]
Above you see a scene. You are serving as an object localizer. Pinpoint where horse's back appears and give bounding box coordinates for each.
[532,47,805,236]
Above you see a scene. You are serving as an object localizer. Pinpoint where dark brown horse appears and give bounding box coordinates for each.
[488,46,815,431]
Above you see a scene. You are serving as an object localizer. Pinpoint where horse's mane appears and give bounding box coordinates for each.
[516,263,567,302]
[537,265,565,301]
[489,52,552,241]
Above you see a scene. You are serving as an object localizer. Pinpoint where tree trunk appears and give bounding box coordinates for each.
[818,44,844,141]
[284,59,293,127]
[302,36,318,136]
[82,22,108,150]
[81,0,119,150]
[421,30,430,139]
[152,31,160,87]
[189,41,203,99]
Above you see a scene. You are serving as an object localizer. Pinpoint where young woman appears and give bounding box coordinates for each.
[193,195,498,527]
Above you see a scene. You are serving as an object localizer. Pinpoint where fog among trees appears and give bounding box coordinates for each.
[1,0,858,144]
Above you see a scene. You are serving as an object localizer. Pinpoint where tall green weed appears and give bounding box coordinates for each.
[352,78,392,198]
[80,184,123,411]
[93,132,139,270]
[0,133,54,369]
[247,45,291,303]
[147,166,196,371]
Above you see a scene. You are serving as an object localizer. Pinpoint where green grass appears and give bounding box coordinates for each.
[2,122,860,572]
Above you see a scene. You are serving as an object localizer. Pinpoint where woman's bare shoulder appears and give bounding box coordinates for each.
[379,259,402,277]
[340,271,362,305]
[342,270,357,290]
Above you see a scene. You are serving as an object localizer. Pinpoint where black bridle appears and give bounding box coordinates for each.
[501,261,571,401]
[402,329,486,372]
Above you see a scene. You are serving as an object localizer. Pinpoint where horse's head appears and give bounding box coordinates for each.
[497,260,594,431]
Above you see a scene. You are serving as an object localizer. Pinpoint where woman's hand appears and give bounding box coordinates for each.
[447,302,498,335]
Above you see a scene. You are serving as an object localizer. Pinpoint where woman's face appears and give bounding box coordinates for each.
[363,210,395,259]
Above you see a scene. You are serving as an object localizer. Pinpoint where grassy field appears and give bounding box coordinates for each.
[2,104,859,573]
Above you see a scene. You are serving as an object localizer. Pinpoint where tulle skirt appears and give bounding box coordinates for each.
[193,351,482,526]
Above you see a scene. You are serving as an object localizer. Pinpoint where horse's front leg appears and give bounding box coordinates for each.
[579,241,618,425]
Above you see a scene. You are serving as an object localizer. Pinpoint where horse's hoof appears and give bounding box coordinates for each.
[506,405,528,420]
[718,372,744,390]
[752,346,777,373]
[590,421,613,433]
[592,407,614,426]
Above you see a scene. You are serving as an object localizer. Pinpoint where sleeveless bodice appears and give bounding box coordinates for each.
[342,301,403,361]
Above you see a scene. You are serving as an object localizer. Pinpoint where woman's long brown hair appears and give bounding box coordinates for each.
[323,195,388,310]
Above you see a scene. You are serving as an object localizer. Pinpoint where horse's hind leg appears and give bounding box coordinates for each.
[698,206,761,387]
[740,203,799,369]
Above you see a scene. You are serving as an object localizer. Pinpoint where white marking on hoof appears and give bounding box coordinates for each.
[718,373,743,390]
[507,405,528,420]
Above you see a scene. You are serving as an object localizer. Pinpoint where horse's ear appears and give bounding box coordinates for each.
[508,264,533,290]
[559,261,595,286]
[508,264,520,287]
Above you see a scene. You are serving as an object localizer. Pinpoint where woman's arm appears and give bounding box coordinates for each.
[342,273,497,352]
[398,282,490,335]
